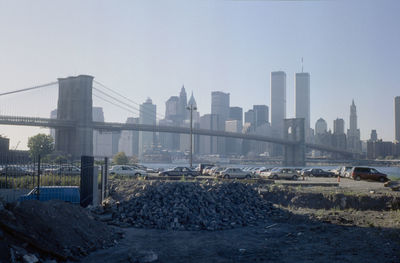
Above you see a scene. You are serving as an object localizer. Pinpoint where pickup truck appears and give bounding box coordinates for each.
[19,186,80,204]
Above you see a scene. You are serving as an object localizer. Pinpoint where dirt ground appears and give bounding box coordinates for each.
[82,207,400,263]
[81,179,400,263]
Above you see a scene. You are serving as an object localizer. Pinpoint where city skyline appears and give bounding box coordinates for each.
[0,0,399,148]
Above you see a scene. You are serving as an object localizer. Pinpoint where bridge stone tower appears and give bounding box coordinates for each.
[55,75,93,159]
[283,118,305,167]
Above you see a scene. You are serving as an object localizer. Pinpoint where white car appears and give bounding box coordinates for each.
[109,165,147,177]
[218,168,252,179]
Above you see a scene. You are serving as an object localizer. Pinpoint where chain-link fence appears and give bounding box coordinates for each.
[0,155,81,202]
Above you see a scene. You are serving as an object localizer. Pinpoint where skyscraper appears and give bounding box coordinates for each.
[165,96,180,121]
[253,105,269,128]
[295,72,310,139]
[395,96,400,142]
[179,86,188,120]
[347,100,361,152]
[315,118,327,135]
[139,98,156,159]
[118,117,139,156]
[93,107,113,157]
[244,109,255,126]
[333,118,346,150]
[270,71,286,138]
[211,91,230,155]
[229,107,243,124]
[333,118,345,134]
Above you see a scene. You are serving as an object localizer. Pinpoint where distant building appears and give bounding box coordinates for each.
[50,109,57,140]
[225,120,243,155]
[270,71,286,138]
[333,118,345,135]
[139,98,156,159]
[179,86,188,121]
[253,105,269,128]
[347,100,361,152]
[370,130,378,142]
[367,140,399,159]
[93,107,113,157]
[395,96,400,142]
[229,107,243,124]
[295,72,311,140]
[199,114,219,155]
[244,109,255,126]
[315,118,327,135]
[165,96,180,122]
[211,91,230,155]
[332,118,346,150]
[118,117,139,157]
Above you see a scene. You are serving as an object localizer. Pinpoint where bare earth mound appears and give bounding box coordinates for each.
[0,200,119,262]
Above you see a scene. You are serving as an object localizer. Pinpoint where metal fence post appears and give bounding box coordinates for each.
[104,157,108,198]
[37,155,40,200]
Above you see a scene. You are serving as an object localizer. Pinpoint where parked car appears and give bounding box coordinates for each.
[301,168,335,177]
[0,166,34,176]
[218,168,252,179]
[159,167,199,177]
[350,167,388,182]
[339,166,353,178]
[198,163,215,174]
[202,166,214,176]
[109,165,147,177]
[44,166,81,175]
[19,186,80,204]
[211,167,226,177]
[261,168,298,180]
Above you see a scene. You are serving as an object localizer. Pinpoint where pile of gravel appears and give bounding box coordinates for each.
[93,180,276,230]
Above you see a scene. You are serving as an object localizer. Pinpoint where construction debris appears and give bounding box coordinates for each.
[92,180,278,230]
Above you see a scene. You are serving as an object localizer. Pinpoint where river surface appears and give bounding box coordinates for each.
[141,162,400,179]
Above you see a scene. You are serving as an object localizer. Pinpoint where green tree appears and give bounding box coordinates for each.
[27,134,54,159]
[113,152,129,165]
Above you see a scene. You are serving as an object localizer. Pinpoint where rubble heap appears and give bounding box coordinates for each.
[94,181,276,230]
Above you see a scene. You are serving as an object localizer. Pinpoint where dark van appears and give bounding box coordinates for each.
[351,167,388,182]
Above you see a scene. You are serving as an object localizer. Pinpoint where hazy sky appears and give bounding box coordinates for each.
[0,0,399,149]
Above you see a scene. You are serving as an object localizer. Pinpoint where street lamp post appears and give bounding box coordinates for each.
[186,105,197,168]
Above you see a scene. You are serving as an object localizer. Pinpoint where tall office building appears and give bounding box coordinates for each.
[270,71,286,137]
[211,91,230,121]
[244,109,255,126]
[347,100,361,152]
[165,96,180,121]
[333,118,345,134]
[118,117,139,157]
[179,86,188,120]
[229,107,243,124]
[93,107,113,157]
[395,96,400,142]
[295,72,310,139]
[333,118,346,150]
[253,105,269,128]
[139,98,156,159]
[49,109,57,140]
[199,114,219,154]
[315,118,327,135]
[370,130,378,142]
[211,91,230,155]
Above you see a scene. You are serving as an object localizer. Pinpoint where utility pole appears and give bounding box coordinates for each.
[186,104,197,168]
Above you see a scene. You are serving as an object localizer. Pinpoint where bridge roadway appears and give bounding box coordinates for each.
[0,115,352,155]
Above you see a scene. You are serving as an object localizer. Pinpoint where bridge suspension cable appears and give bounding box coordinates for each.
[92,87,163,121]
[93,80,165,120]
[0,81,58,97]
